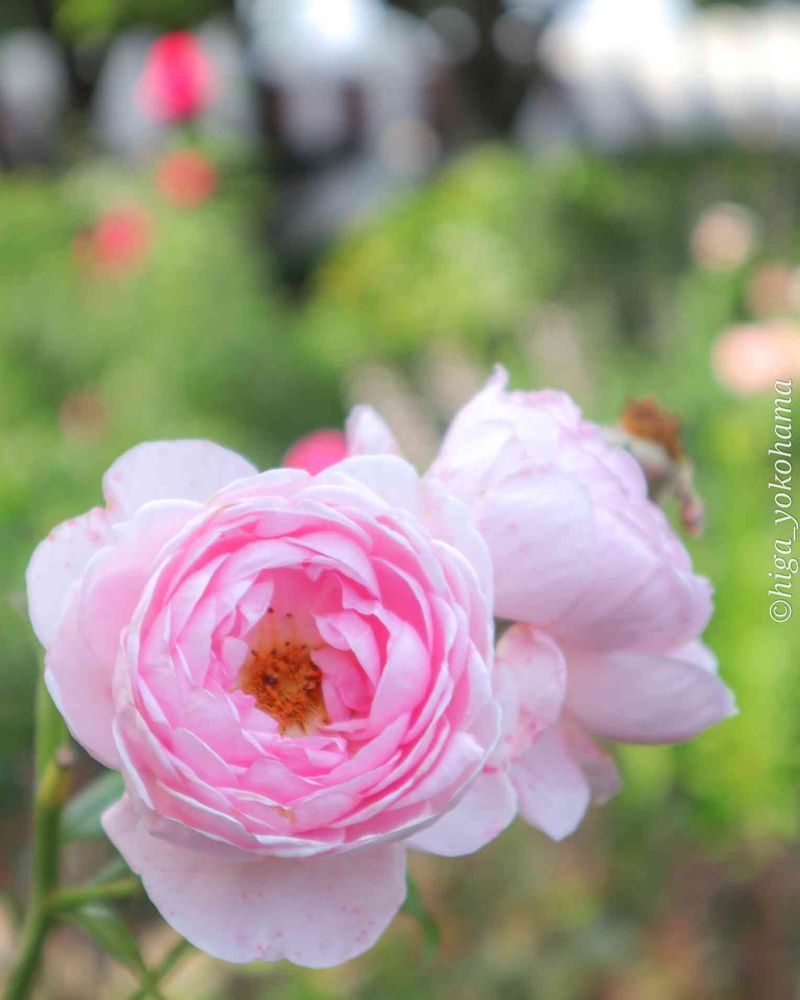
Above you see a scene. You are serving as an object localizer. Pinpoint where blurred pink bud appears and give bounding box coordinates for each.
[283,430,348,475]
[712,321,800,395]
[745,263,797,318]
[73,205,151,278]
[58,390,110,445]
[690,203,758,272]
[156,149,218,207]
[137,32,214,123]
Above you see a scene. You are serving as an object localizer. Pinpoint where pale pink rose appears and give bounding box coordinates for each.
[712,321,800,395]
[346,369,735,842]
[27,441,498,967]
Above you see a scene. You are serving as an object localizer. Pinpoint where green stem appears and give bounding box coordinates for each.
[126,939,194,1000]
[48,878,142,914]
[3,669,72,1000]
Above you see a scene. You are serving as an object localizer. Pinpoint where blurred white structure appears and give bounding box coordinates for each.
[519,0,800,150]
[92,20,257,157]
[0,30,67,166]
[238,0,448,267]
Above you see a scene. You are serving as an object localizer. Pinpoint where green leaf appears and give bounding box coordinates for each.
[401,874,440,960]
[61,770,124,842]
[67,904,148,977]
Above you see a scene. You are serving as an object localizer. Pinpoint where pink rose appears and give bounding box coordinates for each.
[27,441,498,966]
[137,32,214,124]
[344,369,735,843]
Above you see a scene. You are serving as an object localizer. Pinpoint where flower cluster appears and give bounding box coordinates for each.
[27,369,734,967]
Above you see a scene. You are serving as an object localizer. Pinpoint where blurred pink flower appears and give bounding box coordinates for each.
[137,32,214,123]
[58,390,110,445]
[690,203,758,272]
[712,321,800,395]
[156,149,218,207]
[73,205,151,278]
[282,429,348,475]
[745,263,797,318]
[27,442,498,966]
[347,369,735,844]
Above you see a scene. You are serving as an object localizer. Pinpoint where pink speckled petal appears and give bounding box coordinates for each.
[103,796,407,968]
[26,507,110,647]
[103,440,258,519]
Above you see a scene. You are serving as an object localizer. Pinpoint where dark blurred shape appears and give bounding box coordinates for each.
[238,0,452,282]
[0,29,67,167]
[425,5,480,63]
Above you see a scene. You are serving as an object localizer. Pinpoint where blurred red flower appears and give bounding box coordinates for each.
[157,149,218,207]
[137,32,214,123]
[74,205,151,278]
[283,430,348,475]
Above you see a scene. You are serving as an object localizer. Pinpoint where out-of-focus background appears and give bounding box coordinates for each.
[1,0,799,997]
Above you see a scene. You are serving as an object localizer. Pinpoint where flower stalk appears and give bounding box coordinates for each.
[3,667,72,1000]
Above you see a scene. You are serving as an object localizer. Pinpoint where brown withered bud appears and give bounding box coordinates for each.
[604,398,705,537]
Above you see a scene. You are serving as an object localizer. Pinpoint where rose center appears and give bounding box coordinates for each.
[238,612,327,734]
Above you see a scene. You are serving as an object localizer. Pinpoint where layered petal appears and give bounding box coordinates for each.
[26,507,110,647]
[45,501,201,766]
[408,769,517,857]
[103,439,257,519]
[510,727,591,841]
[566,646,737,745]
[346,406,400,457]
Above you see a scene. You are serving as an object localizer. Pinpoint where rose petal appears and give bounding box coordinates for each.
[346,406,400,457]
[476,473,597,625]
[103,796,407,968]
[103,440,258,519]
[26,507,110,647]
[510,727,591,841]
[566,647,737,745]
[408,769,517,856]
